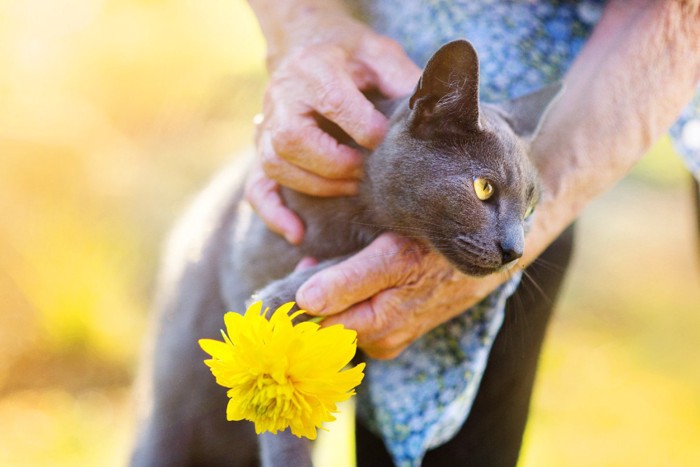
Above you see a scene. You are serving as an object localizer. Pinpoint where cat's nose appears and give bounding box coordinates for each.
[498,226,524,265]
[499,244,523,264]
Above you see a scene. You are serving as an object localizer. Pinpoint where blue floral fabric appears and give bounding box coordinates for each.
[355,274,521,465]
[344,1,700,466]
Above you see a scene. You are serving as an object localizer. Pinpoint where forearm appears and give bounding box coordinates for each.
[523,0,700,266]
[247,0,364,70]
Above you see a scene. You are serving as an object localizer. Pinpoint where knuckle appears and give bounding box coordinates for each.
[260,151,281,173]
[396,237,429,275]
[271,126,300,155]
[375,233,426,275]
[367,301,394,336]
[398,242,426,271]
[316,81,348,118]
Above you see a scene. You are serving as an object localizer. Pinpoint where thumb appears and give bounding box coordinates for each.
[296,233,424,315]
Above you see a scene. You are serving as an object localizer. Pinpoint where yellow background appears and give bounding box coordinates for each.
[0,1,698,466]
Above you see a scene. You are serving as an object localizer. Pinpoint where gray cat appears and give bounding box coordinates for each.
[131,40,561,466]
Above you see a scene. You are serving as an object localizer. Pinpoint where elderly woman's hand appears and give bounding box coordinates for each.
[244,11,420,243]
[294,232,504,359]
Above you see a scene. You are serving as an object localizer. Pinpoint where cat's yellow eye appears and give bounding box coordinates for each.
[524,205,535,219]
[473,177,494,201]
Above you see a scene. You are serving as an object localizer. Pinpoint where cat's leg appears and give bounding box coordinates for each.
[242,256,350,467]
[132,193,263,466]
[354,226,576,467]
[259,432,312,467]
[131,267,261,467]
[249,256,349,320]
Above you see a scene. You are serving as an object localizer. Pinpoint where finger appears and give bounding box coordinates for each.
[357,36,422,99]
[296,233,422,315]
[294,256,319,272]
[322,300,412,360]
[322,300,385,339]
[262,150,360,197]
[361,336,411,360]
[259,130,360,197]
[244,166,305,244]
[307,58,388,149]
[270,115,365,180]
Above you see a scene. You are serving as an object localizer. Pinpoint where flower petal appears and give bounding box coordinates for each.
[198,339,232,359]
[198,301,364,439]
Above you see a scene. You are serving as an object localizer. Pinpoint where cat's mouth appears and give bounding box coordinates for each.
[441,246,502,277]
[439,236,518,277]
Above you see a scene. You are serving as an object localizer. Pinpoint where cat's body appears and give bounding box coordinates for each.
[131,40,562,466]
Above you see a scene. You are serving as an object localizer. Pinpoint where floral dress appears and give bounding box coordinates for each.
[343,1,700,465]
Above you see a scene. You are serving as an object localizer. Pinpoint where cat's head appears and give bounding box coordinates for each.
[367,40,561,276]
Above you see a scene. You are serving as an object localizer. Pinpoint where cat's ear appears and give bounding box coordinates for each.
[501,82,564,141]
[408,40,481,138]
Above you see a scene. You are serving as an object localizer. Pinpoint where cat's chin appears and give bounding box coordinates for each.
[456,264,499,277]
[447,256,501,277]
[443,250,521,277]
[455,261,520,278]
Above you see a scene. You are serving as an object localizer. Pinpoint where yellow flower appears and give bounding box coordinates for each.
[199,301,365,440]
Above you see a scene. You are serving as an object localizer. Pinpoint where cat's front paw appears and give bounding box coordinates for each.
[247,283,308,324]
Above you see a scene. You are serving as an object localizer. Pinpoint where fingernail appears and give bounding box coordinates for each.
[298,285,326,313]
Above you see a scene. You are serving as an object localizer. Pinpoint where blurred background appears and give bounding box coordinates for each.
[0,1,698,466]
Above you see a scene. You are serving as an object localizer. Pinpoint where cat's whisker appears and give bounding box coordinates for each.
[349,219,456,236]
[347,221,464,244]
[529,256,566,274]
[521,269,551,304]
[506,280,529,352]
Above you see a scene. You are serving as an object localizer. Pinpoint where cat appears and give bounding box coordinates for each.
[130,40,562,467]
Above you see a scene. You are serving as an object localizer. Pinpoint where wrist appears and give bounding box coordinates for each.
[248,0,367,71]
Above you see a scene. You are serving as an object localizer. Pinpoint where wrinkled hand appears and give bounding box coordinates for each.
[245,26,420,243]
[295,233,504,359]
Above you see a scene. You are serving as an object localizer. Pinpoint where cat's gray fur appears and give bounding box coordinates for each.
[131,40,562,466]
